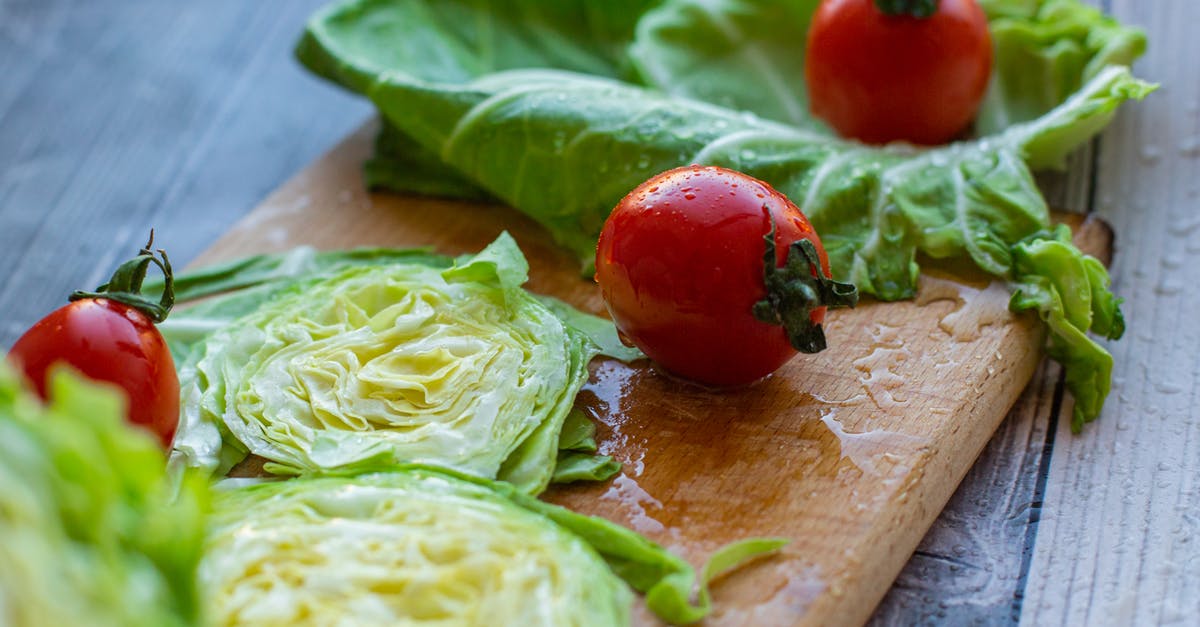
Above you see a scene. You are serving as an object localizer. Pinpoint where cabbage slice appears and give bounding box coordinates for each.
[171,233,636,494]
[202,467,784,626]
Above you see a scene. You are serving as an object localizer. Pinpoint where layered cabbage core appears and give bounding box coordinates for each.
[202,472,630,626]
[191,245,573,481]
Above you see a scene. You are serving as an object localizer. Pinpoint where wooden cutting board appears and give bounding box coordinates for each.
[197,123,1111,626]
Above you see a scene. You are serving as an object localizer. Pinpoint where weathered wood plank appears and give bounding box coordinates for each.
[1021,1,1200,624]
[871,361,1062,625]
[0,0,369,347]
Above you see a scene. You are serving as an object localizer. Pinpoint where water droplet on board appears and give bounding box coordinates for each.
[1179,135,1200,158]
[915,277,1011,342]
[581,360,649,476]
[708,561,826,624]
[1140,144,1162,165]
[266,227,290,246]
[852,324,911,409]
[601,474,666,534]
[1166,217,1200,237]
[1153,380,1183,395]
[1155,280,1183,296]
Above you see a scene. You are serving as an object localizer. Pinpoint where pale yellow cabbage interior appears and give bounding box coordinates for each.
[195,261,572,478]
[202,474,631,627]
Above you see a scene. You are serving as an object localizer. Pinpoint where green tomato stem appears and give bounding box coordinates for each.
[874,0,939,18]
[70,230,175,323]
[752,212,858,354]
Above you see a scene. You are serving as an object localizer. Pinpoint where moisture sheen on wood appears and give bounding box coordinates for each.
[202,124,1110,627]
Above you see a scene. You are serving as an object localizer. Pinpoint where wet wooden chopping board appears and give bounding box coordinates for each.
[195,124,1111,627]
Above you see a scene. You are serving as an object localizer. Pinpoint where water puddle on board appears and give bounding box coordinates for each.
[819,409,928,479]
[577,360,671,536]
[915,275,1012,342]
[580,359,649,476]
[601,474,667,535]
[852,323,912,410]
[708,559,828,624]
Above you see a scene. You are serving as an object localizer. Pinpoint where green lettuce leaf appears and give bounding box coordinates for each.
[296,0,1152,426]
[551,408,621,483]
[1009,225,1124,432]
[0,363,208,627]
[202,466,783,625]
[977,0,1148,134]
[627,0,825,130]
[166,234,638,495]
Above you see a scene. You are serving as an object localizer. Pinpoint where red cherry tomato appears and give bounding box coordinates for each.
[10,299,179,447]
[7,235,179,447]
[804,0,993,145]
[595,166,856,386]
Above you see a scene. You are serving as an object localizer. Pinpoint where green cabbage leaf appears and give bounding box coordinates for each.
[0,364,208,627]
[163,234,637,495]
[295,0,1152,426]
[1009,224,1124,432]
[202,466,784,626]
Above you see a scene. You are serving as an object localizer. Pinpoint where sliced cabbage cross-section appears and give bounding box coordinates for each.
[201,468,785,626]
[202,471,631,626]
[176,234,633,494]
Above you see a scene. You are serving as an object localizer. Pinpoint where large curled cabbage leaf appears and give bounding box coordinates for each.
[164,234,638,494]
[295,0,1152,427]
[202,466,784,626]
[0,363,208,627]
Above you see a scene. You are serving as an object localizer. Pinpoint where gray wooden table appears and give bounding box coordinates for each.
[1,1,1195,624]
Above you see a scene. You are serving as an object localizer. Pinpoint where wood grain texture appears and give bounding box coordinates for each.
[197,123,1108,626]
[0,1,1174,624]
[1021,2,1200,624]
[0,0,369,347]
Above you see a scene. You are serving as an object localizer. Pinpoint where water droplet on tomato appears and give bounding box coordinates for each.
[684,193,696,200]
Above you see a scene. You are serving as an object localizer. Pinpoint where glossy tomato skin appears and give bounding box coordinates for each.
[9,298,179,447]
[805,0,992,145]
[596,166,831,386]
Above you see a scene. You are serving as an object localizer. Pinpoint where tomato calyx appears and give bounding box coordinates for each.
[874,0,939,18]
[752,213,858,354]
[69,231,176,323]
